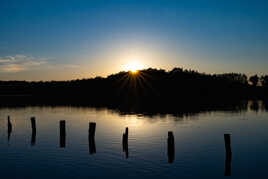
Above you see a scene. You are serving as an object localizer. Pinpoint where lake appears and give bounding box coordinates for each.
[1,101,268,178]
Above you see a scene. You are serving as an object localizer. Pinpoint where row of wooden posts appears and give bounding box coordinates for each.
[7,116,232,176]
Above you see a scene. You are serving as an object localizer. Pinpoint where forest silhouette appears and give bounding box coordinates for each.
[0,67,268,115]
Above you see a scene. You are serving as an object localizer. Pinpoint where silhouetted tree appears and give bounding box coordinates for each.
[249,75,259,86]
[261,75,268,87]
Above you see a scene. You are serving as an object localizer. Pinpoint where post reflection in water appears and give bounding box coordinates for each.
[7,116,12,142]
[88,136,96,154]
[224,134,232,176]
[59,120,66,148]
[122,127,129,159]
[30,117,36,146]
[88,122,96,154]
[167,131,175,163]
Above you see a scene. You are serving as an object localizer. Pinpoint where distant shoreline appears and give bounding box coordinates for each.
[1,68,267,113]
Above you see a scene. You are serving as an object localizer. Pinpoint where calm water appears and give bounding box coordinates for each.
[1,101,268,178]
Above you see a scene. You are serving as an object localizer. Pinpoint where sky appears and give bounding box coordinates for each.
[0,0,267,81]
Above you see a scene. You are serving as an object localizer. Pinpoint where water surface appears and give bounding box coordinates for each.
[1,102,268,178]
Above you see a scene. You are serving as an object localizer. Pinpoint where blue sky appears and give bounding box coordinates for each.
[0,0,267,80]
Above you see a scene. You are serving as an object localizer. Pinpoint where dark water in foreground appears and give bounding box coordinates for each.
[1,101,268,178]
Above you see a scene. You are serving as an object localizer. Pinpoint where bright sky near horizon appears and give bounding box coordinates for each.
[0,0,267,81]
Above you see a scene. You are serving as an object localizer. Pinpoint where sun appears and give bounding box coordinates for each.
[124,60,143,73]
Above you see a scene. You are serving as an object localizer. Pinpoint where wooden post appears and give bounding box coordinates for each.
[60,120,66,148]
[7,116,12,141]
[30,117,36,133]
[167,131,175,163]
[89,122,96,139]
[30,117,36,146]
[125,127,128,137]
[224,134,232,176]
[122,127,129,158]
[88,122,96,154]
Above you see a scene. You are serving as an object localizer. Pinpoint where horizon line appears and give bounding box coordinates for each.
[0,67,266,82]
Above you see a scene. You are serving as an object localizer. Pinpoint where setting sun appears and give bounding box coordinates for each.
[123,60,144,73]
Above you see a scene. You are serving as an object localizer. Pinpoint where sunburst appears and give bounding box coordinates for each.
[123,60,143,73]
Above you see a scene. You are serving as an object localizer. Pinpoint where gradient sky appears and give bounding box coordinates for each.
[0,0,267,81]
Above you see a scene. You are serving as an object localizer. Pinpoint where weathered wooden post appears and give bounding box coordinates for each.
[122,127,129,158]
[89,122,96,139]
[167,131,175,163]
[60,120,66,148]
[224,134,232,176]
[30,117,36,133]
[125,127,128,138]
[88,122,96,154]
[7,116,12,141]
[30,117,36,145]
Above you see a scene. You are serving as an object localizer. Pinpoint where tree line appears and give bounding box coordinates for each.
[0,68,267,113]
